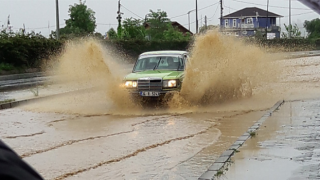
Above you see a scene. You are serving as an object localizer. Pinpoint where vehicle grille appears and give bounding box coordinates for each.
[138,78,162,91]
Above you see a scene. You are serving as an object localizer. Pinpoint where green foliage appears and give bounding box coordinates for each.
[117,19,122,38]
[254,29,264,39]
[163,24,191,41]
[0,31,62,68]
[0,99,15,104]
[304,18,320,41]
[146,10,170,40]
[249,131,256,137]
[0,63,15,71]
[282,23,301,39]
[107,28,118,40]
[106,39,191,60]
[122,18,146,40]
[252,38,314,52]
[51,1,96,38]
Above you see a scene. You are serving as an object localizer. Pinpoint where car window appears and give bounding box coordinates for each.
[157,57,179,70]
[133,55,186,72]
[134,57,158,72]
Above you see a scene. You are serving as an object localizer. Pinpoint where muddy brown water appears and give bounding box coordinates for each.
[1,107,265,179]
[1,32,320,179]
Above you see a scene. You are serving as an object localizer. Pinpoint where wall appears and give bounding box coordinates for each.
[221,17,277,29]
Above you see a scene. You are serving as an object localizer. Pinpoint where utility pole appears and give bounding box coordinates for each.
[205,15,207,29]
[196,0,198,33]
[116,0,123,37]
[188,10,192,30]
[220,0,223,31]
[265,0,269,39]
[289,0,291,39]
[55,0,60,40]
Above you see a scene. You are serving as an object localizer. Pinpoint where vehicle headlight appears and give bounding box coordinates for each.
[163,80,177,88]
[125,81,137,88]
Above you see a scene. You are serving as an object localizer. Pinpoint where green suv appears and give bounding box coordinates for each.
[124,50,188,99]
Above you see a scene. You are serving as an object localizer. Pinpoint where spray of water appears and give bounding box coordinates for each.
[24,31,280,115]
[23,38,139,115]
[167,30,278,107]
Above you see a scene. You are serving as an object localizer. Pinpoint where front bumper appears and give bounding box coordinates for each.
[127,88,180,94]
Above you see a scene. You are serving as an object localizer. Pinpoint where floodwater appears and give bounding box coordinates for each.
[1,31,320,179]
[1,107,265,179]
[224,99,320,180]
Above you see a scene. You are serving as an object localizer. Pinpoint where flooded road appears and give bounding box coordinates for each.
[1,107,265,179]
[1,52,320,179]
[1,33,320,179]
[224,99,320,180]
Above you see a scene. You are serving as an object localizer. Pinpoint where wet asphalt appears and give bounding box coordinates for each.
[224,99,320,180]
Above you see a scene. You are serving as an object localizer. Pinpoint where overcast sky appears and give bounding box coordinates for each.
[0,0,319,37]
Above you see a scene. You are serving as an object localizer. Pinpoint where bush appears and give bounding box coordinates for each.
[250,38,315,52]
[0,63,15,71]
[0,31,63,68]
[1,30,317,73]
[105,39,191,59]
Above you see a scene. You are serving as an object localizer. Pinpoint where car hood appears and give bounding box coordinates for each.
[125,70,184,80]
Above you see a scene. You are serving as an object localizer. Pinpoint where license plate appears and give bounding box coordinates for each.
[140,91,160,97]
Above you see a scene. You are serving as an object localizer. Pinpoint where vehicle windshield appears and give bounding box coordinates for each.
[133,56,185,72]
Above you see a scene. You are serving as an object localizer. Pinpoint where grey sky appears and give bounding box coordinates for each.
[0,0,318,37]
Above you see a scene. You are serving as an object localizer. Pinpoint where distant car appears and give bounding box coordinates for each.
[124,50,188,101]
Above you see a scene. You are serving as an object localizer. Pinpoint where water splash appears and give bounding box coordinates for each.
[168,30,277,107]
[24,38,138,115]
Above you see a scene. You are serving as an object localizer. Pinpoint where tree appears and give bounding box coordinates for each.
[281,23,301,39]
[122,18,146,40]
[107,28,118,40]
[304,18,320,41]
[145,10,170,40]
[163,24,191,41]
[51,0,96,38]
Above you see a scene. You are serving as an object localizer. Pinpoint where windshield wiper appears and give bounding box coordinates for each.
[177,61,181,71]
[153,58,161,70]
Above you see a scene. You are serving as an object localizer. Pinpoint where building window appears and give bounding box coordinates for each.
[247,18,253,24]
[225,19,229,27]
[233,19,237,27]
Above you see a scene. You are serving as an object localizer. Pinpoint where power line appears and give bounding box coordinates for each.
[13,24,65,30]
[183,16,206,26]
[170,13,189,19]
[170,1,219,19]
[284,11,314,17]
[97,23,118,25]
[199,2,220,11]
[224,5,237,11]
[120,4,144,19]
[12,22,118,30]
[208,4,220,20]
[231,0,311,10]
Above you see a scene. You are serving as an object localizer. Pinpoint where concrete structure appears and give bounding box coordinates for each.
[221,7,283,38]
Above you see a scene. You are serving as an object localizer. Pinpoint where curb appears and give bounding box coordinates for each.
[198,100,285,180]
[0,87,94,110]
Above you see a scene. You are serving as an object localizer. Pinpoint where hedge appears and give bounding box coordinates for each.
[253,38,316,52]
[0,34,318,70]
[106,39,192,59]
[0,32,62,68]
